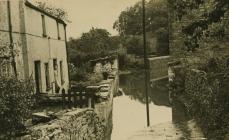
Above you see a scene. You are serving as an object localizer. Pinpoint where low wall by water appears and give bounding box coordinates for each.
[94,70,119,140]
[148,56,171,81]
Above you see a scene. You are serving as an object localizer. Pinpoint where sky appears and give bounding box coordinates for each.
[36,0,141,39]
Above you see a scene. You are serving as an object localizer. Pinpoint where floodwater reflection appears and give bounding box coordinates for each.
[110,71,203,140]
[111,72,172,140]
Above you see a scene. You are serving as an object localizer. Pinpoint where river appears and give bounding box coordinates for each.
[110,71,204,140]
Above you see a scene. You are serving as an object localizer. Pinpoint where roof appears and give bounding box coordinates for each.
[24,0,67,26]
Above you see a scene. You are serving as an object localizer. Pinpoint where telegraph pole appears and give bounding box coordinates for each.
[142,0,150,127]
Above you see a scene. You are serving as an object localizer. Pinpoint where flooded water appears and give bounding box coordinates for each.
[110,71,203,140]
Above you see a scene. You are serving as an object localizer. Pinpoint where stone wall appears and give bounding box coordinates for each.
[148,56,170,80]
[94,70,119,140]
[20,109,106,140]
[19,69,119,140]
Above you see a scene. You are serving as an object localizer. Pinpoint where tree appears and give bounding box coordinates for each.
[113,0,169,56]
[124,36,144,55]
[67,28,119,67]
[155,28,169,55]
[67,28,120,84]
[170,0,229,50]
[113,2,143,36]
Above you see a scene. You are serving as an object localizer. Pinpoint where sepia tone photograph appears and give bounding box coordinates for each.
[0,0,228,139]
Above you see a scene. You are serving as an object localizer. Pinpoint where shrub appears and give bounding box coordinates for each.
[69,62,103,88]
[88,73,104,85]
[0,76,34,136]
[69,62,92,82]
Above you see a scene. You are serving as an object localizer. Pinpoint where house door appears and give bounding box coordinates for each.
[34,61,41,93]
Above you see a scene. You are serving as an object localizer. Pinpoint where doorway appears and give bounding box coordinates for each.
[34,61,42,93]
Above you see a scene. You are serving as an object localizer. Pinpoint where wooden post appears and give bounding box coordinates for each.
[87,91,92,108]
[62,89,66,109]
[73,91,77,108]
[90,91,95,109]
[78,91,82,108]
[76,91,80,107]
[68,90,71,109]
[88,97,92,108]
[82,91,87,108]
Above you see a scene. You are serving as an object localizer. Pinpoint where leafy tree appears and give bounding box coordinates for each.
[155,28,169,55]
[113,2,143,36]
[125,36,143,55]
[113,0,169,56]
[68,28,119,67]
[67,28,120,83]
[170,0,229,50]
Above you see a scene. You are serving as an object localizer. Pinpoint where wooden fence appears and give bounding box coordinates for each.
[61,87,97,109]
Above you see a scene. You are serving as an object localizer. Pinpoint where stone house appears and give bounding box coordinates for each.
[0,0,69,94]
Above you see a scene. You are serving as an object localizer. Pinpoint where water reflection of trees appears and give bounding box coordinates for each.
[119,72,170,107]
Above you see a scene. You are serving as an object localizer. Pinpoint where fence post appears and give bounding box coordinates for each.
[68,89,71,109]
[91,93,95,109]
[82,91,86,108]
[73,91,77,108]
[87,90,95,108]
[62,89,66,109]
[76,91,80,108]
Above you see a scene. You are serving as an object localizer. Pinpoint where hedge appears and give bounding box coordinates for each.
[170,57,229,139]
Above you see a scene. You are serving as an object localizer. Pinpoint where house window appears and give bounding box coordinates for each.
[34,61,42,93]
[60,61,64,84]
[41,15,47,37]
[53,59,59,93]
[44,63,50,91]
[53,59,57,70]
[56,21,61,40]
